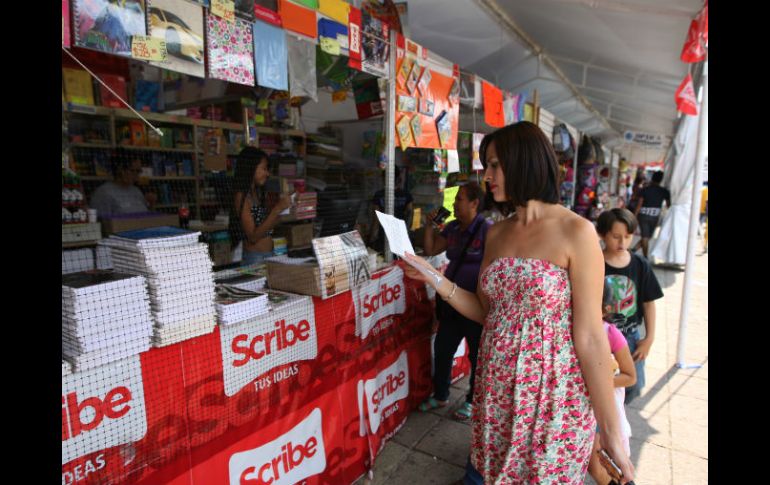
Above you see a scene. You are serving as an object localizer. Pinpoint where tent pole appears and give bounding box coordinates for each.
[384,29,398,264]
[676,60,708,369]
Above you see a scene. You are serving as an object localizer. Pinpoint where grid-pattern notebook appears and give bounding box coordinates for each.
[72,0,147,57]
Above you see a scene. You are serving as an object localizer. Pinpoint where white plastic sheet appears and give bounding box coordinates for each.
[650,111,700,264]
[287,34,318,102]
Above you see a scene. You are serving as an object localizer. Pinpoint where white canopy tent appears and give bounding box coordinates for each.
[405,0,703,163]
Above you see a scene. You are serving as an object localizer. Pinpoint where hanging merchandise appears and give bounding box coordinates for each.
[206,14,255,86]
[482,81,504,128]
[552,123,574,159]
[680,3,707,63]
[253,20,288,90]
[279,0,317,39]
[459,71,475,107]
[359,11,389,77]
[592,138,605,165]
[433,149,446,173]
[472,133,484,171]
[63,0,71,48]
[318,18,348,53]
[394,35,459,149]
[72,0,147,57]
[396,115,413,151]
[675,73,698,116]
[347,6,362,68]
[353,77,383,119]
[287,34,318,101]
[254,0,281,25]
[147,0,205,78]
[319,0,350,25]
[578,134,596,165]
[447,149,460,174]
[410,114,423,143]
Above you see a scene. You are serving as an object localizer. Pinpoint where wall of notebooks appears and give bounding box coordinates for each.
[58,2,528,484]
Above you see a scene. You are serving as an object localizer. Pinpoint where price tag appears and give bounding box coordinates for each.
[211,0,235,22]
[320,37,341,56]
[131,36,167,61]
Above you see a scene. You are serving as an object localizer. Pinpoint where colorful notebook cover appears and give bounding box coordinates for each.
[318,0,349,24]
[235,0,254,20]
[206,14,255,86]
[148,0,205,78]
[73,0,146,57]
[98,73,127,108]
[62,0,71,47]
[63,68,94,105]
[279,0,317,39]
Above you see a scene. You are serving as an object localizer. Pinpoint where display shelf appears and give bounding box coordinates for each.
[62,240,99,249]
[81,176,111,181]
[70,142,113,149]
[119,145,196,154]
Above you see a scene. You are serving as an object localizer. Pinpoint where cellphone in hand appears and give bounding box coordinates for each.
[598,449,635,485]
[432,207,451,227]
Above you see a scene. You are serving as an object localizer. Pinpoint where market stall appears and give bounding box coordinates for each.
[61,2,487,484]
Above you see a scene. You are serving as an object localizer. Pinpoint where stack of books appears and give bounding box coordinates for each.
[215,284,269,325]
[99,227,217,347]
[214,273,267,292]
[62,270,153,371]
[292,192,318,220]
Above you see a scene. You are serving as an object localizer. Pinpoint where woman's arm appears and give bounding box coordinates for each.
[237,192,290,245]
[568,218,635,481]
[423,211,448,256]
[613,345,637,388]
[403,221,499,324]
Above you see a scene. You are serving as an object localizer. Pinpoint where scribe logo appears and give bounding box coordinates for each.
[230,408,326,485]
[358,351,409,435]
[61,355,147,465]
[220,296,317,396]
[355,267,406,339]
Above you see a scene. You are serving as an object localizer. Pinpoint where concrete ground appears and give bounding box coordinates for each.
[356,248,708,485]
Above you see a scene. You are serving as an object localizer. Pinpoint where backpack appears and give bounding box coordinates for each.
[552,124,574,159]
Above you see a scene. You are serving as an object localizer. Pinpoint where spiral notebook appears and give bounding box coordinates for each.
[206,13,255,86]
[147,0,206,78]
[72,0,147,57]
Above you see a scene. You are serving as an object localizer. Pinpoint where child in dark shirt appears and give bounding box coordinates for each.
[596,208,664,403]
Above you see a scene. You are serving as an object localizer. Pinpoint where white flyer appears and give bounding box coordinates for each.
[374,211,443,285]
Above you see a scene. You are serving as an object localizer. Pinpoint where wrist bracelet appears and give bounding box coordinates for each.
[443,282,458,301]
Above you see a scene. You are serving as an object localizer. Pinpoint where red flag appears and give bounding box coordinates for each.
[675,73,698,116]
[681,3,708,63]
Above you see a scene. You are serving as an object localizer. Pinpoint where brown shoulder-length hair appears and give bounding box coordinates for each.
[480,121,560,210]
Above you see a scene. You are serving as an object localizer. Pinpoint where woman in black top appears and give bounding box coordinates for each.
[231,147,291,265]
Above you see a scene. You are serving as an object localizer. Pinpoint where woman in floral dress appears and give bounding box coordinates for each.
[403,122,634,484]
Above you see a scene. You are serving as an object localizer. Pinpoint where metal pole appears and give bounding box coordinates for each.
[676,60,708,369]
[384,29,398,264]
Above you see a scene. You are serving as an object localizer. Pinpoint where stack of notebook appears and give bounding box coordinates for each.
[99,227,217,347]
[62,270,153,371]
[215,284,269,325]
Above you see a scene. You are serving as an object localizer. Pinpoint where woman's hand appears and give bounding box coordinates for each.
[273,193,292,213]
[402,253,443,288]
[597,430,635,483]
[425,209,438,225]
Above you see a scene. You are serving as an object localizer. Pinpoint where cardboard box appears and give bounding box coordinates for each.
[266,260,324,297]
[62,223,102,243]
[100,213,179,235]
[274,222,314,249]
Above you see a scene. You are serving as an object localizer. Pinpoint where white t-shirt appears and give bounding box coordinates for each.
[89,182,148,217]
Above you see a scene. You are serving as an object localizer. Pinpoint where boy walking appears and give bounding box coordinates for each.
[597,208,664,403]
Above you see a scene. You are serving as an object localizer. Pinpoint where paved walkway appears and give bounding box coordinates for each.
[356,249,708,485]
